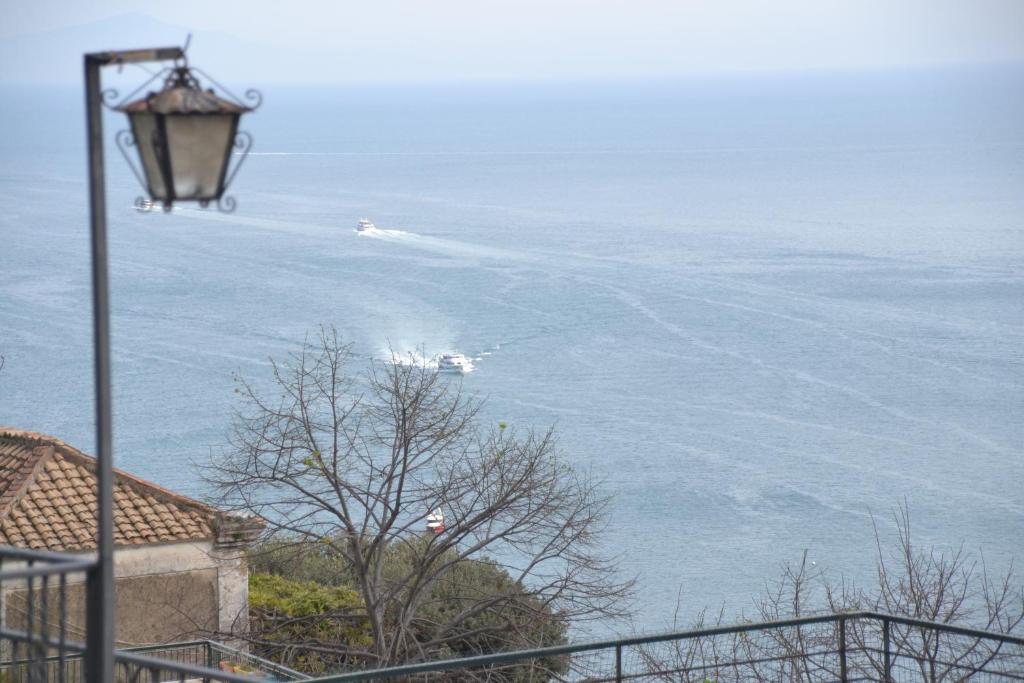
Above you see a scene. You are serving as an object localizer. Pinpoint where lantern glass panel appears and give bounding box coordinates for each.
[128,112,168,199]
[165,113,238,199]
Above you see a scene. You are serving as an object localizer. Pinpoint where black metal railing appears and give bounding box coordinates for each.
[3,545,1022,683]
[126,640,310,681]
[0,546,308,683]
[0,639,310,683]
[111,646,304,683]
[0,546,95,683]
[300,612,1024,683]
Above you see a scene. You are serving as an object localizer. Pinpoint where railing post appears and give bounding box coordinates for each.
[615,643,622,683]
[882,617,891,683]
[838,616,848,683]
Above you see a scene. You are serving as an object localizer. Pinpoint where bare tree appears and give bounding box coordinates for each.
[634,505,1022,682]
[204,327,632,671]
[748,504,1023,681]
[825,504,1024,681]
[630,598,737,683]
[748,551,841,682]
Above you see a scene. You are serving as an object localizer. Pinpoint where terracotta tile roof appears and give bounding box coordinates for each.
[0,428,246,552]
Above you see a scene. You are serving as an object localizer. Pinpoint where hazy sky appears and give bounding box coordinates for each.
[2,0,1023,83]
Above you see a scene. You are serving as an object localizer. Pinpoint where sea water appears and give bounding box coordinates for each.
[1,65,1022,631]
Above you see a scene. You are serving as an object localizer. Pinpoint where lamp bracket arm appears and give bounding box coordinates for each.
[86,47,185,66]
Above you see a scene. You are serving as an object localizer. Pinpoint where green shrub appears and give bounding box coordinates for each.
[249,537,570,680]
[248,572,372,674]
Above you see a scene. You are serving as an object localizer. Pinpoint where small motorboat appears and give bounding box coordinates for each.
[355,218,376,232]
[426,508,445,534]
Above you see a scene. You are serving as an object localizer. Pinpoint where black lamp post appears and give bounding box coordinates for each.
[82,46,256,683]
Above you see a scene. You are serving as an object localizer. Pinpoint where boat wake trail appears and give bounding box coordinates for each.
[164,205,329,235]
[381,348,479,374]
[385,348,438,370]
[357,225,527,262]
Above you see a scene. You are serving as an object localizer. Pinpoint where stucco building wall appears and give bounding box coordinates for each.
[2,540,250,647]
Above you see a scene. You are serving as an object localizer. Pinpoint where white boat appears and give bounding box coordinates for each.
[355,218,376,232]
[437,353,474,373]
[426,508,445,534]
[135,198,155,213]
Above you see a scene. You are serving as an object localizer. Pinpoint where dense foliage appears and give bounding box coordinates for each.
[249,537,569,679]
[248,572,372,674]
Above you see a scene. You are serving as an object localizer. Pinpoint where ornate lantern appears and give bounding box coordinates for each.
[114,65,259,211]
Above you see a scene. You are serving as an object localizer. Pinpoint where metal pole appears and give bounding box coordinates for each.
[83,52,115,683]
[614,643,622,683]
[81,46,183,683]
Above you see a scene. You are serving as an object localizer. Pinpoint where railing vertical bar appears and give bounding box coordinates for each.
[838,616,847,683]
[0,556,4,674]
[27,560,35,634]
[27,562,39,682]
[615,642,622,683]
[882,617,891,683]
[59,573,67,683]
[41,573,50,683]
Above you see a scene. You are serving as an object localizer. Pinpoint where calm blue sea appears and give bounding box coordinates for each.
[2,65,1022,631]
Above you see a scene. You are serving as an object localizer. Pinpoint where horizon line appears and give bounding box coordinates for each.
[2,59,1023,89]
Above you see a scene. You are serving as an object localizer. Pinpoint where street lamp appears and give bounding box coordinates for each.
[83,45,257,683]
[115,64,257,211]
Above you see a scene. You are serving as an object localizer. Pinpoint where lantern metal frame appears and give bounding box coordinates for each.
[102,55,261,213]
